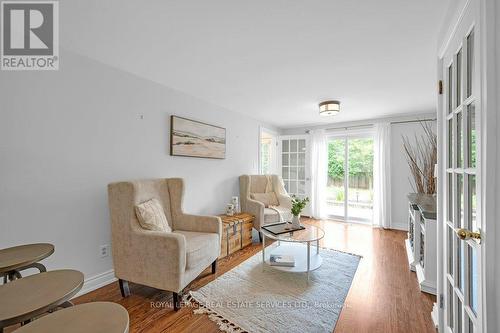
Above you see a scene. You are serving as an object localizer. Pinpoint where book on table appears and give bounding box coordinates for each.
[269,254,295,267]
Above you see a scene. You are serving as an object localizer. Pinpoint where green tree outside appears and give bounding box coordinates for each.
[328,139,373,181]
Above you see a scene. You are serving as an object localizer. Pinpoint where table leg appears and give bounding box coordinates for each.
[307,241,311,282]
[5,270,22,282]
[317,239,320,254]
[2,263,46,284]
[262,233,266,271]
[59,300,74,308]
[29,263,47,273]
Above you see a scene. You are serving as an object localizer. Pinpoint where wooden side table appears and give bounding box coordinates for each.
[218,213,254,259]
[0,269,84,332]
[0,243,54,283]
[13,302,129,333]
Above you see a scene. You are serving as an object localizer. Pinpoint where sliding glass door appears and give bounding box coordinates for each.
[326,135,374,223]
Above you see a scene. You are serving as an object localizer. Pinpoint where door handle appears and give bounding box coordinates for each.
[455,228,481,242]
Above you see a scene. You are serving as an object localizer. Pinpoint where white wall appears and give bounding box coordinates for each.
[390,121,436,230]
[0,50,274,289]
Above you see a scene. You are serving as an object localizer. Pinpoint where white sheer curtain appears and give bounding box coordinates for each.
[310,129,328,219]
[373,123,392,228]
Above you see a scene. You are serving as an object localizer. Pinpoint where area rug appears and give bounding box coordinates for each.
[188,246,361,333]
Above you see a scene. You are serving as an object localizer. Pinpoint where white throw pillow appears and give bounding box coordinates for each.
[135,198,172,232]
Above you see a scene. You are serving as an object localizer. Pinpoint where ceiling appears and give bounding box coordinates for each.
[62,1,450,128]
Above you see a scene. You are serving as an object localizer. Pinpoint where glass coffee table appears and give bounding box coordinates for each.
[261,223,325,281]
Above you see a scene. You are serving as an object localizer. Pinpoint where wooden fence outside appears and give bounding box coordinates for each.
[328,173,373,189]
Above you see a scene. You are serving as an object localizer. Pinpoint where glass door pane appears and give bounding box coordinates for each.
[457,112,463,167]
[466,31,474,98]
[448,65,453,114]
[288,139,299,196]
[469,244,478,314]
[281,139,290,192]
[326,138,346,218]
[457,48,463,106]
[347,138,374,221]
[448,281,454,330]
[297,138,306,197]
[467,104,476,168]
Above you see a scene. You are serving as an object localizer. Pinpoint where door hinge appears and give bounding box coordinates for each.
[439,294,444,308]
[438,80,443,95]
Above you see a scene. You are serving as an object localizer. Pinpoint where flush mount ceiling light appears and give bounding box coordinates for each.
[319,100,341,116]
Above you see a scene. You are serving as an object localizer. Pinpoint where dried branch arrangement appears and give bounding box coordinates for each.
[402,121,437,194]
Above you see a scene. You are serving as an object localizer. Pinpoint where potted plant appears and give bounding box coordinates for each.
[290,195,309,228]
[402,121,437,194]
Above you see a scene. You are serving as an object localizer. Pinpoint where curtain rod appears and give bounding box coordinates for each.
[306,118,437,133]
[323,124,373,131]
[390,118,437,125]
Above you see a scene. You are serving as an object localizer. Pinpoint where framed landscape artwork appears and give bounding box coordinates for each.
[170,116,226,159]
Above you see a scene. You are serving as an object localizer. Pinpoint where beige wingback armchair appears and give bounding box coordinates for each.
[107,178,221,310]
[239,175,292,240]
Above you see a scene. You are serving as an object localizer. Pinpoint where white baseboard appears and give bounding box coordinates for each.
[416,264,437,295]
[390,223,408,231]
[74,269,116,298]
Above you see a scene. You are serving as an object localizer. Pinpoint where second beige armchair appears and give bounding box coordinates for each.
[239,174,292,241]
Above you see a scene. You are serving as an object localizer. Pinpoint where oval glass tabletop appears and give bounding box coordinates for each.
[261,223,325,243]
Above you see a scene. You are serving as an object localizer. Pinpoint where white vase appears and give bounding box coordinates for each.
[231,196,240,213]
[291,214,301,228]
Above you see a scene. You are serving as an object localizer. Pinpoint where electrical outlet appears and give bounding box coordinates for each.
[100,244,110,258]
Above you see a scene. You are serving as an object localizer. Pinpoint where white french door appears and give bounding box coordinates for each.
[441,1,483,332]
[278,135,311,216]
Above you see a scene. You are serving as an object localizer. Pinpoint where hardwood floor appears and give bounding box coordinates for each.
[22,219,437,332]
